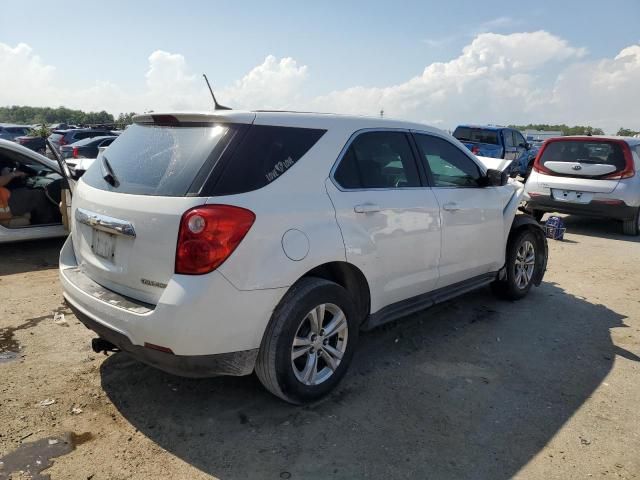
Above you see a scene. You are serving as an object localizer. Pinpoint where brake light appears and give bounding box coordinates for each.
[471,145,480,155]
[532,146,553,175]
[602,142,635,180]
[72,147,79,158]
[175,205,255,275]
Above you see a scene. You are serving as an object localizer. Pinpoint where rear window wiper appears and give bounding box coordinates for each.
[101,156,120,188]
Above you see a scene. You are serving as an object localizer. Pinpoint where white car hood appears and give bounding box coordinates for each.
[476,155,513,172]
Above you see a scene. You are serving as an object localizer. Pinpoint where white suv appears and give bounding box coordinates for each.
[59,111,547,404]
[525,136,640,235]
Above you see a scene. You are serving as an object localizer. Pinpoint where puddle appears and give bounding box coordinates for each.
[0,327,20,364]
[0,305,71,364]
[0,432,94,479]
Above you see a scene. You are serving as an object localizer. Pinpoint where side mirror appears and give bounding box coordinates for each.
[483,168,509,186]
[520,142,531,150]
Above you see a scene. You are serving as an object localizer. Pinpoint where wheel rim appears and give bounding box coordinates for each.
[515,240,536,289]
[291,303,348,386]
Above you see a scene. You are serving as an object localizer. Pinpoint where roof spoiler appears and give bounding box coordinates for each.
[132,112,256,126]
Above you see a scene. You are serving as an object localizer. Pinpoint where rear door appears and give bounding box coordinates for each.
[70,119,251,304]
[413,132,510,287]
[535,139,631,196]
[326,130,441,312]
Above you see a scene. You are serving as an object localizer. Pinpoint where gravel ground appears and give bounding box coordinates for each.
[0,215,639,480]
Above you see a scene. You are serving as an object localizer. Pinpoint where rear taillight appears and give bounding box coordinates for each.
[471,145,480,155]
[602,143,635,180]
[175,205,255,275]
[72,147,79,158]
[59,137,67,146]
[532,145,553,175]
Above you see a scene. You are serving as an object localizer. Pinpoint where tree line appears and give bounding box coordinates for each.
[508,124,605,136]
[0,106,138,129]
[508,123,639,137]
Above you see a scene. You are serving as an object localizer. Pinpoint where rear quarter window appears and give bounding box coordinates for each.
[210,125,326,195]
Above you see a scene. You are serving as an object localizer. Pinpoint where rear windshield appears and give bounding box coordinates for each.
[82,124,235,196]
[540,141,626,171]
[453,127,499,145]
[49,133,64,141]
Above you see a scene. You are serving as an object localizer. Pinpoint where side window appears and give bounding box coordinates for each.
[503,130,515,148]
[514,131,526,147]
[333,131,420,189]
[414,133,482,188]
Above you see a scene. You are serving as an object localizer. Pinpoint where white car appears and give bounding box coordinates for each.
[0,139,72,243]
[59,111,548,404]
[525,136,640,235]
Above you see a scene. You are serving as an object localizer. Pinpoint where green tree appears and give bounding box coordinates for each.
[0,105,114,125]
[116,112,138,129]
[617,127,639,137]
[508,124,605,136]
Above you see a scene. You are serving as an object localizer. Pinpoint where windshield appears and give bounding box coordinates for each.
[81,123,234,196]
[453,127,499,145]
[540,140,626,171]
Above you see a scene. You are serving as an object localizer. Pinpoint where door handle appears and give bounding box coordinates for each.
[442,202,460,212]
[354,203,381,214]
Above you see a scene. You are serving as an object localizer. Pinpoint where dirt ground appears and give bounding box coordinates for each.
[1,215,639,480]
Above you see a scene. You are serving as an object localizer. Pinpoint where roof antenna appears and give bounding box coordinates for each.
[203,74,231,110]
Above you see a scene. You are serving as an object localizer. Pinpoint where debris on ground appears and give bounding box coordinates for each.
[53,312,68,327]
[39,399,55,407]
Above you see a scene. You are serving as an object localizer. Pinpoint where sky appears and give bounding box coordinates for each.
[1,0,639,133]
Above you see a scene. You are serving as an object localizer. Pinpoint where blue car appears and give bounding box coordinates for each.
[453,125,538,177]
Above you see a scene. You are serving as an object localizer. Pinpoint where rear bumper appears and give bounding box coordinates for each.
[69,302,258,377]
[526,195,637,220]
[59,235,287,376]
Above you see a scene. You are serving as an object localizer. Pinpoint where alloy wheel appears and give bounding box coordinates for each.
[514,240,536,289]
[291,303,349,386]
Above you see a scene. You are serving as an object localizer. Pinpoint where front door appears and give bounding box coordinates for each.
[412,132,509,288]
[326,130,441,313]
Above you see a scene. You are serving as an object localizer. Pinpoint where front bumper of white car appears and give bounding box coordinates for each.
[59,235,287,377]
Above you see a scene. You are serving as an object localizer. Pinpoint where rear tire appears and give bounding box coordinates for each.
[492,230,539,300]
[255,277,359,404]
[622,209,640,236]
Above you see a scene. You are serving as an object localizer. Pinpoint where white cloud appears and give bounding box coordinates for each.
[478,16,518,31]
[311,31,589,125]
[0,31,638,133]
[221,55,308,109]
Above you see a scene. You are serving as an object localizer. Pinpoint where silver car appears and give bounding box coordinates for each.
[525,136,640,235]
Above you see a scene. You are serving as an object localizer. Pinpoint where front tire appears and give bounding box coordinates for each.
[255,277,359,404]
[492,230,539,300]
[622,209,640,236]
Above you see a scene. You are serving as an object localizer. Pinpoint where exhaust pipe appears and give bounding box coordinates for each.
[91,337,119,354]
